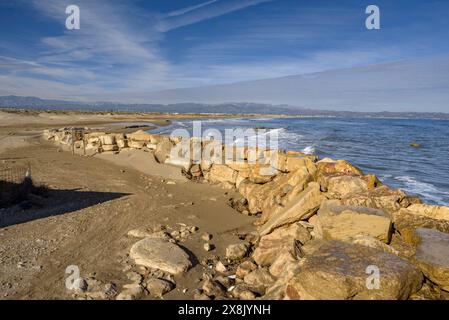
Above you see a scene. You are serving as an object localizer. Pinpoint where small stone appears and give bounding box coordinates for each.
[226,243,250,260]
[104,283,118,297]
[116,284,144,300]
[146,278,174,298]
[126,271,143,284]
[202,279,226,297]
[236,261,257,279]
[204,243,214,252]
[215,261,227,273]
[202,233,212,241]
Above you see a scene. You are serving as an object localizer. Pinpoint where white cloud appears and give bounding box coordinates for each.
[156,0,273,32]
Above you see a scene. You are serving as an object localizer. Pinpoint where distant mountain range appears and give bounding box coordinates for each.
[90,56,449,113]
[1,95,449,120]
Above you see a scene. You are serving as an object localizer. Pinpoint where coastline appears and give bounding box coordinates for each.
[1,111,449,300]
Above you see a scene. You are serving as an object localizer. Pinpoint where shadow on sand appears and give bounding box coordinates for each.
[0,183,130,228]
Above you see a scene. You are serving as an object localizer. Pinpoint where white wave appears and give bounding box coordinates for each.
[394,176,449,204]
[302,145,316,155]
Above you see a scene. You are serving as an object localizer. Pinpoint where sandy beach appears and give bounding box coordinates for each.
[0,110,257,299]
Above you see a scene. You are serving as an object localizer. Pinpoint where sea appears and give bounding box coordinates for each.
[150,117,449,206]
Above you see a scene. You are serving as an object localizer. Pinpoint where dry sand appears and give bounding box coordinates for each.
[0,110,257,299]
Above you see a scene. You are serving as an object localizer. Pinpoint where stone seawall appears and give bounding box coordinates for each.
[43,127,449,300]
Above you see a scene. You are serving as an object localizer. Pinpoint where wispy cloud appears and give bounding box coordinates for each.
[156,0,273,32]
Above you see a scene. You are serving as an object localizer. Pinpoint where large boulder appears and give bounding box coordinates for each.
[315,200,392,243]
[402,228,449,291]
[258,182,324,236]
[252,223,310,267]
[205,164,238,185]
[129,238,192,275]
[273,152,317,175]
[406,204,449,221]
[154,140,174,164]
[339,186,421,214]
[238,169,312,219]
[393,208,449,238]
[327,175,368,198]
[285,241,423,300]
[126,130,152,142]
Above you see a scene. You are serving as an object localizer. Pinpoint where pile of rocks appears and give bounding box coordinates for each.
[47,129,449,300]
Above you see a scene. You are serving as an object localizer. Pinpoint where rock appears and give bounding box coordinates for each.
[102,144,119,152]
[100,135,116,145]
[258,182,324,237]
[206,164,238,185]
[406,204,449,221]
[129,238,192,275]
[116,284,144,300]
[231,284,257,300]
[126,271,143,284]
[327,175,368,198]
[126,130,152,142]
[154,140,173,164]
[393,208,449,237]
[285,241,423,300]
[104,283,118,298]
[202,279,226,298]
[128,140,146,149]
[243,268,275,291]
[317,159,363,176]
[315,201,392,243]
[236,261,258,279]
[226,243,250,260]
[203,243,214,252]
[215,261,227,273]
[339,186,420,214]
[350,235,398,255]
[146,278,174,298]
[269,251,298,278]
[201,233,212,241]
[407,228,449,291]
[190,164,202,177]
[238,169,312,219]
[410,282,449,300]
[253,223,310,267]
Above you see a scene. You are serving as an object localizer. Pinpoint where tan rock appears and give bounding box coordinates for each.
[128,140,146,149]
[407,228,449,291]
[406,204,449,221]
[206,164,238,185]
[327,175,368,198]
[100,135,116,145]
[315,201,392,243]
[243,268,275,290]
[145,278,174,298]
[236,261,257,278]
[226,243,250,260]
[129,238,192,275]
[253,223,310,266]
[154,140,174,164]
[339,186,420,214]
[269,251,297,278]
[238,169,313,221]
[258,182,324,236]
[126,130,152,142]
[285,241,423,300]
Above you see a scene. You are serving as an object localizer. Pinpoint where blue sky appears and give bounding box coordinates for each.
[0,0,448,105]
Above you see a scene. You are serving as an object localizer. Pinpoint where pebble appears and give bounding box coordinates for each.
[203,243,214,252]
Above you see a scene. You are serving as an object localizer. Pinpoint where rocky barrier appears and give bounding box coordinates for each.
[43,127,449,300]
